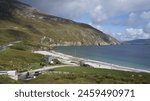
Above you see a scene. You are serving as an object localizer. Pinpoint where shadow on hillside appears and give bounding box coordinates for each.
[24,24,44,35]
[0,0,15,20]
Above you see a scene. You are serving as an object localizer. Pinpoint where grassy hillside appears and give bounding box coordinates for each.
[0,42,45,71]
[0,0,119,46]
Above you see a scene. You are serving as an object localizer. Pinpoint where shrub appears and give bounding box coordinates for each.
[53,59,61,64]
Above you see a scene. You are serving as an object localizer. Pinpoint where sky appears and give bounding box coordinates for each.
[21,0,150,41]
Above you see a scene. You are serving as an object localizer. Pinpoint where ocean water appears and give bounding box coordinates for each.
[55,45,150,71]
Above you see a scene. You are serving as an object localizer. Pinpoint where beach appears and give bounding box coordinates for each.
[34,50,150,73]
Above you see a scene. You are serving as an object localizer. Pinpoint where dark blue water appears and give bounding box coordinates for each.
[55,45,150,71]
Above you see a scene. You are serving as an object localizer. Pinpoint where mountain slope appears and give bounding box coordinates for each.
[0,0,119,47]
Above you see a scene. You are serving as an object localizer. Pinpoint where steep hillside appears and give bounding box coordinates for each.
[0,0,119,47]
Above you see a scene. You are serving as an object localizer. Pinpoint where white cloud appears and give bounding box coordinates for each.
[111,33,124,41]
[90,0,150,24]
[128,13,140,25]
[111,28,150,41]
[141,11,150,20]
[91,5,107,24]
[125,28,150,40]
[143,22,150,33]
[126,28,143,35]
[111,11,150,28]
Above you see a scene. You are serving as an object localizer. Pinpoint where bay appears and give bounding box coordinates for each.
[55,45,150,71]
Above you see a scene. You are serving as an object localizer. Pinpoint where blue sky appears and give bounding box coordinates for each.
[22,0,150,41]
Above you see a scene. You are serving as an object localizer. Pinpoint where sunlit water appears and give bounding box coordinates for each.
[55,45,150,71]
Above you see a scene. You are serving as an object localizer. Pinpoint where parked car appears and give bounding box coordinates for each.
[34,71,42,76]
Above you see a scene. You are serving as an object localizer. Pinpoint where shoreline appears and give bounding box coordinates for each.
[34,50,150,73]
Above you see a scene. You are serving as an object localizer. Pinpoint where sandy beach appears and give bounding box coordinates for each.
[34,50,150,73]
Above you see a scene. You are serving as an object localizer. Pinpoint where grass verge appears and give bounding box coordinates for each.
[19,67,150,84]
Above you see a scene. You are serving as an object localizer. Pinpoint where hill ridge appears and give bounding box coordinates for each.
[0,0,120,47]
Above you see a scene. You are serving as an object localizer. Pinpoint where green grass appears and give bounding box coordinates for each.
[0,11,118,46]
[20,73,93,84]
[0,75,18,84]
[20,67,150,84]
[0,47,45,72]
[1,66,150,84]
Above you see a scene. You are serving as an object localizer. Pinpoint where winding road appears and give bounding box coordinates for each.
[18,64,78,80]
[0,41,77,80]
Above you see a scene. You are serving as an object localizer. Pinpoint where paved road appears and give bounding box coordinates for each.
[18,65,77,80]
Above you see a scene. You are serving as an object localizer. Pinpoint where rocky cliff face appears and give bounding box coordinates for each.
[0,0,120,46]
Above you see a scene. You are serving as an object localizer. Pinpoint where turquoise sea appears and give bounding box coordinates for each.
[55,45,150,71]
